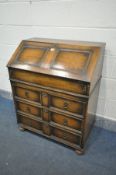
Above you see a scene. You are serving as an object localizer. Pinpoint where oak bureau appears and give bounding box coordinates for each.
[7,38,105,154]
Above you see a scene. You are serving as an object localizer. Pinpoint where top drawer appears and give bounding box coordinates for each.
[14,86,40,103]
[10,69,89,96]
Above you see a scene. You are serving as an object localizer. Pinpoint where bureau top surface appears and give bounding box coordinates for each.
[7,38,105,82]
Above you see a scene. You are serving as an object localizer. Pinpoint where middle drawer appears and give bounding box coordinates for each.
[50,95,85,116]
[16,101,41,118]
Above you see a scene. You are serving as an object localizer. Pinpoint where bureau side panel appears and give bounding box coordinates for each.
[8,68,20,124]
[82,79,101,147]
[90,47,105,94]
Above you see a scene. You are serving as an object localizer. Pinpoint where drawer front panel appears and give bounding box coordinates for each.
[19,115,42,130]
[10,70,88,95]
[51,96,84,115]
[52,128,81,145]
[51,112,82,131]
[14,86,40,103]
[17,101,41,117]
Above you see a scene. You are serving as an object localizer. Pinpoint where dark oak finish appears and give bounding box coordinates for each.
[50,111,83,131]
[16,101,41,117]
[51,95,85,115]
[10,69,88,95]
[7,38,105,154]
[15,86,40,103]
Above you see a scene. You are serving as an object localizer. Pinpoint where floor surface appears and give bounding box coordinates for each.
[0,95,116,175]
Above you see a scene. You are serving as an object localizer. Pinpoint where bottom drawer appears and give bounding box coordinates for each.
[52,127,81,145]
[19,114,42,130]
[18,114,51,136]
[18,114,81,148]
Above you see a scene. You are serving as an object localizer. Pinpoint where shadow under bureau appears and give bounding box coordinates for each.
[7,38,105,154]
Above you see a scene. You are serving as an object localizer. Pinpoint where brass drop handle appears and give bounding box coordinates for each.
[63,119,68,126]
[63,101,69,109]
[63,133,68,140]
[25,91,29,98]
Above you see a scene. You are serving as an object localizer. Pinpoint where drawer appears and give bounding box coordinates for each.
[52,127,81,145]
[51,112,82,131]
[18,114,42,130]
[51,96,85,115]
[10,69,88,95]
[14,86,40,103]
[16,101,41,117]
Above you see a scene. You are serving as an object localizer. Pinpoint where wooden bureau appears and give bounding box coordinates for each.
[7,38,105,154]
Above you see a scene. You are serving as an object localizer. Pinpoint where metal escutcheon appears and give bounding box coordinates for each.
[63,119,68,126]
[25,91,29,98]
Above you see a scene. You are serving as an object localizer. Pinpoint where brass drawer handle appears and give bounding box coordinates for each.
[25,91,29,98]
[63,119,68,126]
[63,101,69,109]
[63,133,68,140]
